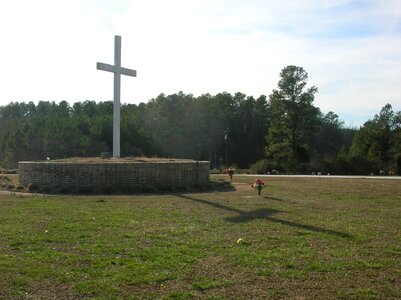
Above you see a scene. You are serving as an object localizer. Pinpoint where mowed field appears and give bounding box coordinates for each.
[0,175,400,299]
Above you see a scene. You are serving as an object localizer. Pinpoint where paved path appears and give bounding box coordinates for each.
[0,190,45,197]
[234,174,401,180]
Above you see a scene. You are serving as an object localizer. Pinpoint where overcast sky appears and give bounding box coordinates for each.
[1,0,400,126]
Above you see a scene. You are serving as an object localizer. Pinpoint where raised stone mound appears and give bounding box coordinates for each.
[18,157,210,193]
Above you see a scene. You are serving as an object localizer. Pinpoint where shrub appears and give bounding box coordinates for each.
[349,155,377,175]
[249,159,276,174]
[292,162,311,174]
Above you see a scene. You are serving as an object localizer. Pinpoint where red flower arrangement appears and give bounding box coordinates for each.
[226,167,236,180]
[252,179,265,196]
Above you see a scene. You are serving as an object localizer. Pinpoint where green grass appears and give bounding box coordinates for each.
[0,175,400,299]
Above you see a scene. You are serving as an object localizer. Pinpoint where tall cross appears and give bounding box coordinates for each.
[97,35,137,158]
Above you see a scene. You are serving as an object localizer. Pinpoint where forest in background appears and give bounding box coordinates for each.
[1,66,400,175]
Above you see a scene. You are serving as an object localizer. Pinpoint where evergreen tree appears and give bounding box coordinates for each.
[265,66,321,171]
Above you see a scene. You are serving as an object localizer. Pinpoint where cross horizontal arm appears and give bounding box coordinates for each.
[120,67,137,77]
[96,62,115,73]
[96,62,137,77]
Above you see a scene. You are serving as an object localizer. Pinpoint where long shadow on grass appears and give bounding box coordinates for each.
[177,194,353,239]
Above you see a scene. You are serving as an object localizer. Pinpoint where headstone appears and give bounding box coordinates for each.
[100,152,111,159]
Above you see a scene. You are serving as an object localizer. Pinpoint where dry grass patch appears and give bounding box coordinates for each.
[0,175,400,299]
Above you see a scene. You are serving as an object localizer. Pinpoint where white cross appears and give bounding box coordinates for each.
[97,35,137,158]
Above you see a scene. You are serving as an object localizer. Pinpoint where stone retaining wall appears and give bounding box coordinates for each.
[19,160,210,192]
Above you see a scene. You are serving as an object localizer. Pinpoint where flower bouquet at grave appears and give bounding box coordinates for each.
[225,167,236,180]
[252,179,265,196]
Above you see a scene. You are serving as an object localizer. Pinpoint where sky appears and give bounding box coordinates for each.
[1,0,401,127]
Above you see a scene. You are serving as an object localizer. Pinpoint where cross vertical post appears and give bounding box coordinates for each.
[97,35,137,158]
[113,36,121,158]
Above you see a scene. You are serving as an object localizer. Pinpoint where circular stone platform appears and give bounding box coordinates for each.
[18,157,210,193]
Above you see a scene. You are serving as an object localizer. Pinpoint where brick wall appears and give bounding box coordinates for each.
[19,161,210,191]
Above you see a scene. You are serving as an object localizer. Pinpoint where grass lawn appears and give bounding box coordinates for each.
[0,175,400,299]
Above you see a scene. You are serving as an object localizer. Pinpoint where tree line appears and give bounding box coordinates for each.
[1,65,400,175]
